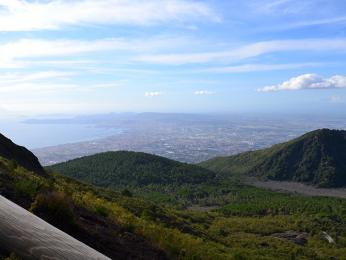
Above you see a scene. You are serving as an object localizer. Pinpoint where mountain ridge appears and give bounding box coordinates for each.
[200,129,346,187]
[0,133,44,175]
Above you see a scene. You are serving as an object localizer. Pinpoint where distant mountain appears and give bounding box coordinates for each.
[48,151,216,188]
[0,133,44,175]
[200,129,346,187]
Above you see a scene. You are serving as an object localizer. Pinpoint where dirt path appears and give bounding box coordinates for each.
[250,180,346,199]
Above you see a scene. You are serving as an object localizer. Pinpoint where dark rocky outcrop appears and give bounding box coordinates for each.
[271,231,308,246]
[0,133,44,175]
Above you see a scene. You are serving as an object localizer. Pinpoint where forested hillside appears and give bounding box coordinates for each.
[201,129,346,187]
[49,151,216,186]
[1,133,346,259]
[48,151,218,205]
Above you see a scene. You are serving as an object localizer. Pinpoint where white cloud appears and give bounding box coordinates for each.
[135,39,346,65]
[0,71,73,84]
[258,74,346,92]
[0,70,125,95]
[194,90,214,95]
[0,36,192,68]
[0,70,76,94]
[2,38,345,69]
[145,91,163,97]
[0,0,219,31]
[0,83,78,94]
[0,38,118,68]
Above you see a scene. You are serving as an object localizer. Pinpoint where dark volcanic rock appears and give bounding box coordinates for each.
[271,231,308,246]
[0,133,45,175]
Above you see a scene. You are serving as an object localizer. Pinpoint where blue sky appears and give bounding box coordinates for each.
[0,0,346,117]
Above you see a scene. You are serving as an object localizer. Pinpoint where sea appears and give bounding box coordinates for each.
[0,120,122,149]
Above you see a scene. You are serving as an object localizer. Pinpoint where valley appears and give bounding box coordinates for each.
[1,129,346,259]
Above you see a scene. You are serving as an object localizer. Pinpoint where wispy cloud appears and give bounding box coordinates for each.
[270,16,346,31]
[0,0,219,31]
[249,0,346,31]
[203,63,324,73]
[252,0,310,15]
[194,90,214,95]
[1,101,117,115]
[0,36,192,68]
[258,74,346,92]
[145,91,163,97]
[0,71,73,84]
[0,83,78,94]
[0,38,120,68]
[135,39,346,65]
[0,70,124,95]
[0,70,76,94]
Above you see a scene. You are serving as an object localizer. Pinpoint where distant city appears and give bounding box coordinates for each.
[28,113,346,165]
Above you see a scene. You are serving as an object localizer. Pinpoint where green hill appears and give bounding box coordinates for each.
[48,151,216,187]
[200,129,346,187]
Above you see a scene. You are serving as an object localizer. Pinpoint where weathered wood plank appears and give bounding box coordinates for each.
[0,195,110,259]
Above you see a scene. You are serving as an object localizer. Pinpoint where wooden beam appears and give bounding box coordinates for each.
[0,195,110,259]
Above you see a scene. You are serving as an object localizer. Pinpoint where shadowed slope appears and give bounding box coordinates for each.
[0,133,44,175]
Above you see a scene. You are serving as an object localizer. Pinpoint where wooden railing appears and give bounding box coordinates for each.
[0,195,110,260]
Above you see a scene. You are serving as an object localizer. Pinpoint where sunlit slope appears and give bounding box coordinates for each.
[200,129,346,187]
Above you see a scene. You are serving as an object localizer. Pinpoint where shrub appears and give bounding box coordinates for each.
[95,205,110,217]
[15,179,40,197]
[3,252,21,260]
[121,189,133,197]
[30,192,76,229]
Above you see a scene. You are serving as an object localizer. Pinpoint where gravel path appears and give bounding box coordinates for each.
[251,180,346,198]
